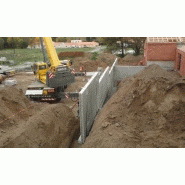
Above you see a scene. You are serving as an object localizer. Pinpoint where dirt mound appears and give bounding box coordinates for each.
[82,65,185,148]
[96,53,117,66]
[72,53,117,72]
[135,64,177,79]
[0,87,80,148]
[65,76,89,92]
[0,87,32,127]
[123,54,136,61]
[2,104,79,148]
[118,54,144,66]
[135,54,144,62]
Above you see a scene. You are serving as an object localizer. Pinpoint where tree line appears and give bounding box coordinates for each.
[0,37,97,50]
[101,37,146,57]
[0,37,146,56]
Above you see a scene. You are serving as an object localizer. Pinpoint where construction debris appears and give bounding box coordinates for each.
[4,78,17,86]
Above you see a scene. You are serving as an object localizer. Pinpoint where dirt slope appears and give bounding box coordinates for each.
[118,54,144,66]
[72,53,117,72]
[0,87,79,148]
[82,65,185,148]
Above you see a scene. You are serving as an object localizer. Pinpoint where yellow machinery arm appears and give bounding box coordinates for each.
[43,37,60,67]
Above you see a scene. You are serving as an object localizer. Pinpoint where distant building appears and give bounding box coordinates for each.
[64,41,99,48]
[71,40,82,43]
[28,41,99,49]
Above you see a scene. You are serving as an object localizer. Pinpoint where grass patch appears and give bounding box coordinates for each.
[91,52,99,60]
[0,47,95,65]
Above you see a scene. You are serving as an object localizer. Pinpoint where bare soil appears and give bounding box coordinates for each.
[82,65,185,148]
[72,53,117,72]
[72,53,144,72]
[0,71,87,148]
[0,87,80,148]
[12,72,35,94]
[118,54,144,66]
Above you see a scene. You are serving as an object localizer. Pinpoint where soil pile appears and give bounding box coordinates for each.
[123,54,136,61]
[72,53,117,72]
[0,87,32,126]
[0,87,79,148]
[82,64,185,148]
[118,54,144,66]
[65,76,89,92]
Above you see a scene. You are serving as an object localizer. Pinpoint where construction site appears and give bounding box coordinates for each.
[0,37,185,148]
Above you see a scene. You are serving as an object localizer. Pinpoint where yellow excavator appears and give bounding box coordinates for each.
[26,37,78,101]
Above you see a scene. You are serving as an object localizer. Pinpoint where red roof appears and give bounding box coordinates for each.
[53,41,99,47]
[147,37,185,43]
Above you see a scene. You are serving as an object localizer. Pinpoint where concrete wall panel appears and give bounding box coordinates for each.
[98,67,110,109]
[109,58,118,95]
[147,61,175,71]
[115,66,146,81]
[79,72,99,143]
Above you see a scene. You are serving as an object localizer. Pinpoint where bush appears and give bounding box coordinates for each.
[56,37,67,42]
[91,52,98,60]
[58,52,84,59]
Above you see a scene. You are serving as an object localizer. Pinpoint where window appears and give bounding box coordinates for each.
[39,65,46,70]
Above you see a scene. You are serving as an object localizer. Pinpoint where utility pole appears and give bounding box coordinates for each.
[13,37,16,65]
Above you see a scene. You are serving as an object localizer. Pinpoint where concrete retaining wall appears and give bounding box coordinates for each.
[78,58,118,143]
[79,72,99,144]
[78,59,147,143]
[147,61,175,71]
[114,66,146,81]
[109,58,118,95]
[98,67,110,110]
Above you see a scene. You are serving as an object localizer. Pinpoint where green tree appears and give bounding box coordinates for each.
[56,37,67,42]
[0,38,4,50]
[129,37,146,55]
[2,37,9,48]
[95,37,104,45]
[7,37,30,49]
[7,37,16,48]
[102,37,124,56]
[86,37,96,42]
[52,37,57,42]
